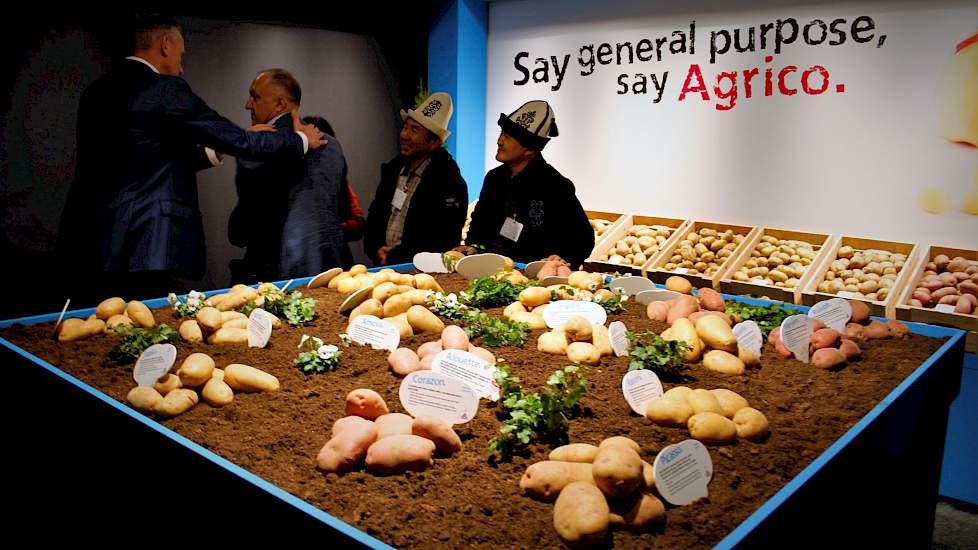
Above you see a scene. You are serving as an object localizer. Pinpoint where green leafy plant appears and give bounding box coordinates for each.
[239,300,258,316]
[293,335,341,374]
[257,288,317,326]
[488,364,589,460]
[550,285,577,300]
[462,310,529,347]
[109,324,180,363]
[593,291,626,314]
[426,292,470,320]
[725,302,794,336]
[626,331,689,378]
[462,276,537,308]
[167,290,206,317]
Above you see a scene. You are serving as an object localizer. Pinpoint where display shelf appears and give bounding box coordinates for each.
[583,213,689,276]
[642,220,757,289]
[584,209,627,261]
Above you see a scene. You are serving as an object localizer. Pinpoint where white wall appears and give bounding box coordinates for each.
[486,0,978,249]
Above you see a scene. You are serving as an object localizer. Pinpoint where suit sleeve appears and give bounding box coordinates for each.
[162,77,304,161]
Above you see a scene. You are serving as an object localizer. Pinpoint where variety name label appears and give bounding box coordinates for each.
[808,298,852,332]
[542,300,608,328]
[621,369,663,415]
[780,315,814,363]
[413,252,450,273]
[455,253,508,280]
[609,275,656,296]
[134,343,177,387]
[935,304,957,314]
[634,289,683,305]
[347,315,400,351]
[247,308,274,348]
[732,320,762,356]
[431,349,500,401]
[399,371,480,425]
[609,321,630,357]
[653,439,713,506]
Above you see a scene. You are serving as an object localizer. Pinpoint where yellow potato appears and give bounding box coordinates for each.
[702,350,746,375]
[406,305,445,334]
[196,306,223,332]
[413,273,443,292]
[220,311,246,324]
[553,482,610,548]
[201,377,234,407]
[224,364,279,393]
[608,492,666,531]
[510,311,547,330]
[662,386,692,401]
[155,388,198,417]
[660,318,703,361]
[733,407,770,440]
[665,276,693,294]
[328,272,351,290]
[519,286,551,307]
[567,342,601,365]
[349,264,368,276]
[104,313,133,333]
[386,313,415,340]
[563,316,593,342]
[217,288,257,311]
[127,386,163,414]
[687,388,725,415]
[550,443,600,463]
[738,346,760,367]
[211,368,224,382]
[688,412,738,444]
[710,388,749,418]
[645,397,694,427]
[178,319,203,343]
[126,300,155,328]
[695,315,738,353]
[153,373,182,395]
[503,301,526,319]
[592,444,644,497]
[59,317,105,342]
[176,353,215,387]
[520,460,595,501]
[221,317,248,330]
[337,276,366,295]
[538,330,569,355]
[207,327,248,345]
[96,297,126,320]
[371,282,400,303]
[382,293,413,318]
[598,436,642,454]
[591,324,613,356]
[349,298,383,320]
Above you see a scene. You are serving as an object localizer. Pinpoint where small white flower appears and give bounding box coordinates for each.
[312,336,324,347]
[317,344,339,359]
[339,333,352,346]
[167,293,178,304]
[186,297,200,307]
[298,334,311,349]
[621,295,629,302]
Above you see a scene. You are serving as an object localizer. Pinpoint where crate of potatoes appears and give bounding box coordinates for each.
[585,210,626,257]
[802,236,918,319]
[895,245,977,351]
[643,220,757,289]
[719,228,838,304]
[584,214,689,276]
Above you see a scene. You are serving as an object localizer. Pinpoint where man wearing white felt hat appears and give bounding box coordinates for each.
[462,100,593,268]
[364,91,468,266]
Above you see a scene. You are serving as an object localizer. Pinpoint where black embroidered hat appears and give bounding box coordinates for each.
[498,100,559,151]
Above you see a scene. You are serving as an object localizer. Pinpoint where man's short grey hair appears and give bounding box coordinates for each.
[132,14,181,52]
[259,68,302,105]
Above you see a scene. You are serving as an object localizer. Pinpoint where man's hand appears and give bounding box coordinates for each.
[247,123,276,133]
[293,110,326,149]
[376,246,392,266]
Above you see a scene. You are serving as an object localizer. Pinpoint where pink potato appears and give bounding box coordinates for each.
[468,345,496,364]
[441,325,469,350]
[419,354,435,370]
[416,340,443,359]
[375,413,414,439]
[810,328,841,351]
[388,347,422,377]
[955,298,975,315]
[911,289,931,304]
[317,417,378,473]
[839,339,861,359]
[919,278,944,292]
[666,295,699,326]
[864,320,891,340]
[811,348,847,370]
[364,434,436,474]
[958,280,978,298]
[646,301,670,322]
[332,415,372,437]
[768,327,793,358]
[696,287,726,312]
[910,299,923,307]
[412,416,463,455]
[844,323,867,341]
[886,320,910,339]
[848,300,871,325]
[930,287,960,304]
[345,389,389,420]
[810,318,826,332]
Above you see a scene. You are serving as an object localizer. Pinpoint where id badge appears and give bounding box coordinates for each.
[500,217,524,242]
[392,188,408,210]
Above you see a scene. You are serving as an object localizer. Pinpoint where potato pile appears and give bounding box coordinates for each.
[816,245,908,302]
[663,227,747,277]
[316,389,462,475]
[519,436,665,548]
[592,224,675,267]
[503,271,611,330]
[536,315,614,365]
[126,354,279,417]
[731,235,818,289]
[185,305,283,345]
[908,254,978,315]
[535,255,572,278]
[588,217,616,244]
[58,297,156,342]
[646,387,769,444]
[336,271,446,339]
[387,325,496,376]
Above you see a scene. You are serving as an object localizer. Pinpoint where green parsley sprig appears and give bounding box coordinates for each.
[626,331,689,379]
[462,310,529,347]
[724,301,793,337]
[109,324,180,363]
[255,288,317,326]
[462,276,538,308]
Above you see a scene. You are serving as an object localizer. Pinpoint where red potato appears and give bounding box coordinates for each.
[345,389,389,420]
[810,328,841,351]
[844,323,867,341]
[388,347,422,377]
[839,339,861,359]
[557,265,572,277]
[910,299,923,307]
[520,461,596,501]
[939,272,959,287]
[810,318,826,332]
[864,320,891,339]
[441,325,469,350]
[332,415,373,437]
[811,348,847,369]
[666,295,698,326]
[956,298,975,314]
[412,416,462,455]
[646,301,670,322]
[933,254,950,270]
[848,300,871,325]
[912,289,931,304]
[954,272,972,282]
[364,434,436,474]
[375,413,414,439]
[317,418,378,473]
[688,310,733,326]
[886,320,910,339]
[919,278,944,292]
[947,257,970,273]
[696,287,726,312]
[958,280,978,298]
[931,287,960,303]
[419,354,435,370]
[925,262,938,272]
[939,295,960,306]
[768,327,793,358]
[416,340,443,359]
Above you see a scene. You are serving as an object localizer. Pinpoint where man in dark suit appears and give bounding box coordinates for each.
[57,15,324,303]
[228,69,348,281]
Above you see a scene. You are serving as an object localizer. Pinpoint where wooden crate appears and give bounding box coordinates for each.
[642,220,757,289]
[895,245,978,351]
[585,210,626,260]
[584,214,689,276]
[801,235,919,319]
[718,228,838,304]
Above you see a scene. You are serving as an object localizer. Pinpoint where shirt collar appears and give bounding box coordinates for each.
[126,56,160,74]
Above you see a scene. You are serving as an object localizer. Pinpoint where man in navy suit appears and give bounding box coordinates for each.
[228,69,348,282]
[58,15,325,303]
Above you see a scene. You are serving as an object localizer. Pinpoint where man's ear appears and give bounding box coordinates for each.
[160,33,172,58]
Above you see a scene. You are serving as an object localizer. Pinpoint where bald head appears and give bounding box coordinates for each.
[245,69,301,125]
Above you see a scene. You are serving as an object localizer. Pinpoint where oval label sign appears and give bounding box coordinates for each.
[542,300,608,329]
[634,289,683,305]
[247,308,274,348]
[609,275,656,296]
[431,349,499,401]
[732,320,762,356]
[399,371,480,425]
[133,343,177,387]
[808,298,852,333]
[413,252,450,273]
[609,321,630,357]
[780,314,813,363]
[621,369,663,416]
[653,439,714,506]
[347,315,400,352]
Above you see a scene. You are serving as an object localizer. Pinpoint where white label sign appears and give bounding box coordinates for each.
[635,289,683,305]
[653,440,714,506]
[837,291,858,299]
[935,304,957,314]
[455,253,508,280]
[247,308,274,348]
[672,267,690,275]
[399,371,480,425]
[431,349,499,401]
[732,321,763,356]
[609,275,656,296]
[621,369,663,415]
[780,315,814,363]
[542,300,608,328]
[609,321,629,357]
[523,260,548,278]
[133,344,177,387]
[808,298,852,333]
[347,315,400,351]
[413,252,450,273]
[500,217,524,242]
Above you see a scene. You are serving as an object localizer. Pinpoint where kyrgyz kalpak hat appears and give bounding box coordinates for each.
[401,92,453,140]
[498,100,559,151]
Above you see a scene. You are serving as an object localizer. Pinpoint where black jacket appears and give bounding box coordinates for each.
[364,147,468,265]
[466,155,594,267]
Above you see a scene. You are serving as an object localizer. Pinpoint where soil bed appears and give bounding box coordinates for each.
[0,273,945,548]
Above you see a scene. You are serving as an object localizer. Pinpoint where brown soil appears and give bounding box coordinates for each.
[0,273,945,549]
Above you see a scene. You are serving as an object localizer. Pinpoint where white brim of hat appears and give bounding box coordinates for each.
[400,108,451,140]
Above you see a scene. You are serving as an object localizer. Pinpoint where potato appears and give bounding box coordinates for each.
[417,340,443,359]
[348,263,368,276]
[413,273,443,292]
[520,460,596,501]
[553,482,611,548]
[550,443,600,463]
[710,388,749,418]
[688,412,738,444]
[196,306,223,332]
[598,436,642,454]
[58,317,105,342]
[385,313,414,340]
[201,377,234,407]
[592,443,644,499]
[666,276,693,294]
[811,348,847,369]
[317,417,378,473]
[646,397,694,427]
[697,287,725,312]
[591,324,613,357]
[667,295,698,325]
[388,347,422,377]
[567,342,601,365]
[124,300,155,328]
[538,330,570,355]
[405,305,444,334]
[839,339,862,359]
[738,346,760,368]
[519,286,551,307]
[206,327,248,344]
[364,434,436,474]
[96,297,127,320]
[510,311,547,330]
[468,345,496,364]
[688,310,733,327]
[345,388,389,420]
[608,492,666,531]
[375,412,414,439]
[810,328,841,350]
[349,298,383,320]
[440,324,469,350]
[703,350,745,375]
[216,288,257,311]
[694,315,738,352]
[733,407,770,440]
[646,301,670,322]
[662,386,692,402]
[864,320,890,339]
[687,388,725,415]
[845,323,867,341]
[504,301,527,319]
[176,353,215,388]
[103,313,133,333]
[381,293,412,318]
[370,282,399,303]
[223,364,279,392]
[661,318,703,361]
[219,317,247,330]
[155,388,198,417]
[127,386,163,414]
[886,319,910,339]
[412,415,462,455]
[153,373,182,395]
[563,316,593,342]
[173,319,202,343]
